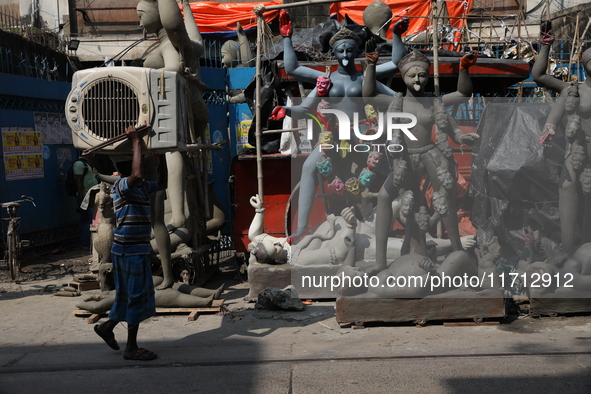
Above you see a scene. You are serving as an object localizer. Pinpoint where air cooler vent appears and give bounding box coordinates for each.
[67,67,189,153]
[80,79,140,140]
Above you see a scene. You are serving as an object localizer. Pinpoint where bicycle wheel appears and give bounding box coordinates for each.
[7,231,19,281]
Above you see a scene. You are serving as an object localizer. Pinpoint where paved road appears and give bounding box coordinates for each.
[1,276,591,393]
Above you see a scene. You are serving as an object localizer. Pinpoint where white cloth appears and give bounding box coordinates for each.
[280,95,298,156]
[80,184,100,210]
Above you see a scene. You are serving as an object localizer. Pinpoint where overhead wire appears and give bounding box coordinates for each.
[96,36,148,67]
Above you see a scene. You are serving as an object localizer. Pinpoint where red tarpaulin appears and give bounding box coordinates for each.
[330,0,473,39]
[184,1,283,35]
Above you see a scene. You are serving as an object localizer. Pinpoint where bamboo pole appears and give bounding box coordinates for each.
[516,2,524,100]
[263,0,349,12]
[432,0,440,96]
[517,5,522,54]
[262,128,306,134]
[252,0,353,201]
[478,13,483,45]
[567,13,580,83]
[254,14,264,200]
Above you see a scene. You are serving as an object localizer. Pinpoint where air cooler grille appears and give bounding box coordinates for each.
[80,79,140,140]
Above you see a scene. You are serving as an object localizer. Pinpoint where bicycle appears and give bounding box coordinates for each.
[2,195,35,281]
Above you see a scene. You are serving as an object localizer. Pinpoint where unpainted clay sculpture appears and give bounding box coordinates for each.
[362,0,392,40]
[137,0,210,289]
[338,250,477,298]
[363,48,479,271]
[221,22,255,103]
[94,182,116,291]
[248,194,357,267]
[221,22,254,69]
[531,20,591,253]
[75,276,225,314]
[247,194,476,266]
[514,227,591,296]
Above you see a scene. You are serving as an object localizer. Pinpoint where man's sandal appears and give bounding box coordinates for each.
[123,348,158,361]
[94,325,120,351]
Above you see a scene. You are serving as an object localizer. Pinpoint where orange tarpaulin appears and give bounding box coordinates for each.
[330,0,472,39]
[183,1,472,38]
[446,0,472,30]
[184,1,283,35]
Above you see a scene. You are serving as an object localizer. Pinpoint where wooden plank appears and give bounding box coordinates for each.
[529,297,591,316]
[444,321,500,327]
[73,299,225,323]
[155,307,218,313]
[73,308,106,317]
[188,311,199,321]
[87,314,103,324]
[74,307,219,316]
[336,289,506,325]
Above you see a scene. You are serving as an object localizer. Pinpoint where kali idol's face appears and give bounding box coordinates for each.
[332,40,357,68]
[403,66,428,93]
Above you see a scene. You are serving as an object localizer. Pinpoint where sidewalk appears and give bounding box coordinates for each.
[1,266,591,393]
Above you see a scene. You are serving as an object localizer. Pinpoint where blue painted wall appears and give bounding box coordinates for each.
[201,67,234,234]
[0,73,77,235]
[227,67,256,157]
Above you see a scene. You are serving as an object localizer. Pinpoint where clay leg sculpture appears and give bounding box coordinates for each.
[76,280,224,313]
[291,146,323,238]
[165,151,186,230]
[582,194,591,246]
[143,154,174,290]
[152,188,174,290]
[153,275,225,299]
[152,288,214,307]
[559,160,579,253]
[374,181,395,271]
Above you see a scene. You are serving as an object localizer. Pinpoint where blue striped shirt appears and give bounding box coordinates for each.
[111,177,158,256]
